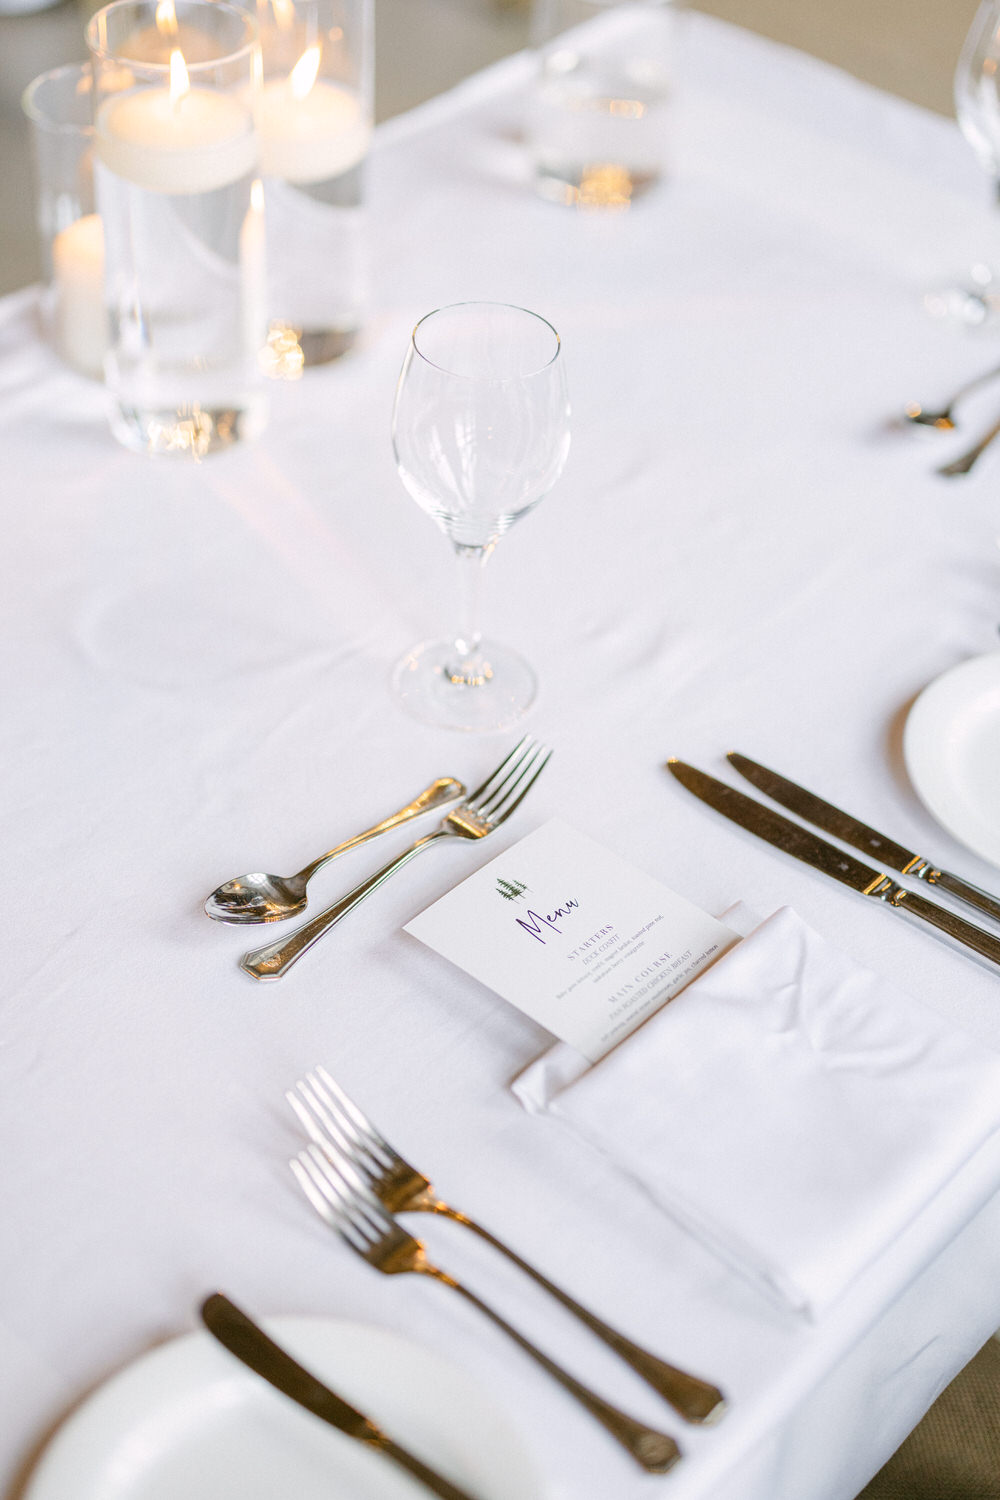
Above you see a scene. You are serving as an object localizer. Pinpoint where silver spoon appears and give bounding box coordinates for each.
[937,413,1000,477]
[205,776,464,923]
[904,359,1000,430]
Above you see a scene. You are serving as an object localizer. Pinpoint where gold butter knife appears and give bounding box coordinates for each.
[200,1293,478,1500]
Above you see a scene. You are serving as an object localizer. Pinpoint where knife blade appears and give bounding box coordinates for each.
[728,751,1000,926]
[666,760,1000,969]
[200,1294,477,1500]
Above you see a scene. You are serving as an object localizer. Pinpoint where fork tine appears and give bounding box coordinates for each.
[314,1142,373,1205]
[289,1154,362,1243]
[292,1149,379,1254]
[287,1084,357,1161]
[297,1144,351,1213]
[289,1077,378,1173]
[470,738,549,821]
[288,1075,392,1188]
[312,1066,396,1165]
[471,740,541,819]
[464,734,537,810]
[304,1144,392,1236]
[485,744,552,826]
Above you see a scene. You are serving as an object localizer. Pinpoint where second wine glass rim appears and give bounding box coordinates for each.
[411,301,563,380]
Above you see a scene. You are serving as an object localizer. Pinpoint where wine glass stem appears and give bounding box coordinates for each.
[450,542,493,685]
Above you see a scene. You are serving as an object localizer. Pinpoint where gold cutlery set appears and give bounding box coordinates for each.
[201,739,1000,1491]
[207,728,1000,978]
[205,735,551,980]
[206,1061,726,1493]
[669,753,1000,969]
[286,1069,724,1428]
[287,1069,723,1474]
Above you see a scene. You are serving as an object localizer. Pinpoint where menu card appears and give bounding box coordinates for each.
[405,819,738,1062]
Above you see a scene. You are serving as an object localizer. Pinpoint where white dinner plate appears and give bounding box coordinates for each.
[903,651,1000,869]
[23,1316,542,1500]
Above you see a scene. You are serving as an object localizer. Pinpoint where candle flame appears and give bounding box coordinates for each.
[155,0,178,35]
[271,0,294,28]
[290,44,320,100]
[169,47,190,106]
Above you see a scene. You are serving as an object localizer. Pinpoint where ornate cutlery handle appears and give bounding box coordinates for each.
[882,882,1000,966]
[296,778,463,885]
[425,1267,681,1474]
[240,831,448,980]
[928,868,1000,926]
[436,1207,723,1424]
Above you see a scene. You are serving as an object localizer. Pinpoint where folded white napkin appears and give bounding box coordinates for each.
[512,907,1000,1317]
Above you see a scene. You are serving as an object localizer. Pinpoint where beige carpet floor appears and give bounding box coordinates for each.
[859,1338,1000,1500]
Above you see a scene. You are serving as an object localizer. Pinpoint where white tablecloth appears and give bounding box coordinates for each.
[5,13,1000,1500]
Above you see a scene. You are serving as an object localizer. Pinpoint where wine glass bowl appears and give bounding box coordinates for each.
[938,0,1000,325]
[955,0,1000,184]
[391,302,570,731]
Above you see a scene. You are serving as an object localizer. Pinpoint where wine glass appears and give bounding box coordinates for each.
[942,0,1000,324]
[391,302,571,732]
[956,0,1000,186]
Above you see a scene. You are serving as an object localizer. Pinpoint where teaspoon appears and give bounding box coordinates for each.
[205,776,464,923]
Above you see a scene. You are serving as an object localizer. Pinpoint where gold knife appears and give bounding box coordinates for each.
[728,752,1000,926]
[666,760,1000,970]
[200,1294,478,1500]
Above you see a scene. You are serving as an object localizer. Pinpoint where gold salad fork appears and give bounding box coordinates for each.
[241,736,551,980]
[289,1068,725,1427]
[291,1145,682,1474]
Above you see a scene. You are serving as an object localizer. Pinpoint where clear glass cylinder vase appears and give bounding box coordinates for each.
[253,0,373,373]
[22,62,107,379]
[527,0,673,208]
[87,0,267,456]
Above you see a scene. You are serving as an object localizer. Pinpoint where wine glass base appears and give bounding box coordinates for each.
[392,638,537,732]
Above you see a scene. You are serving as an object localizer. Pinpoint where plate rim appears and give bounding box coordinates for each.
[903,650,1000,869]
[20,1312,542,1500]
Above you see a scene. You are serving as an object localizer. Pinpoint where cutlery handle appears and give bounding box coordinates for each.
[297,778,464,884]
[441,1209,723,1424]
[886,884,1000,966]
[372,1435,479,1500]
[425,1268,680,1473]
[929,869,1000,926]
[947,358,1000,405]
[937,415,1000,476]
[240,831,447,980]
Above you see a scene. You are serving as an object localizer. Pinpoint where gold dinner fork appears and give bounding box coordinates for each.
[288,1067,725,1426]
[290,1144,682,1474]
[241,735,551,980]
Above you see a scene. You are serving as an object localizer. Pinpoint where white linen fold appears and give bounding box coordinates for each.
[512,907,1000,1317]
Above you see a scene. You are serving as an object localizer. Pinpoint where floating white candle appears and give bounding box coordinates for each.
[255,46,370,184]
[95,48,256,194]
[51,213,106,376]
